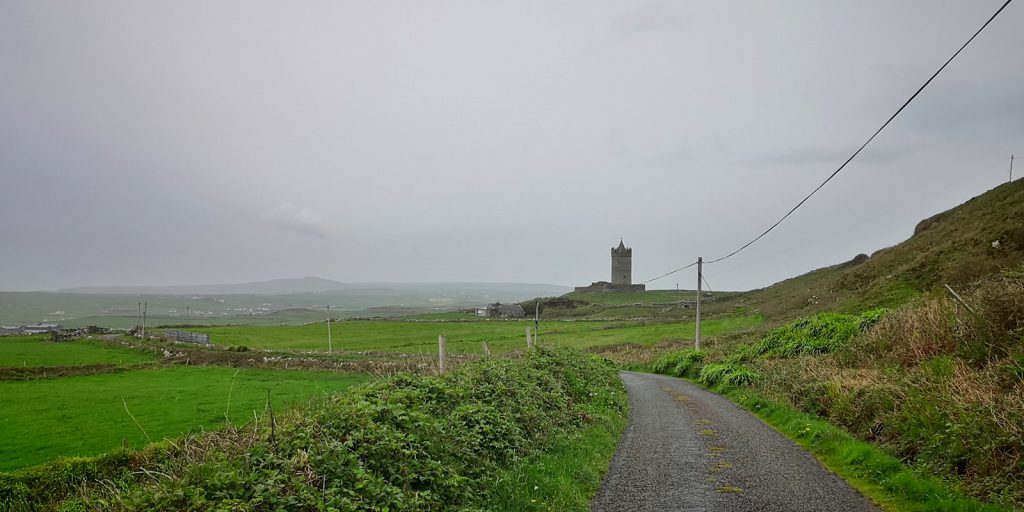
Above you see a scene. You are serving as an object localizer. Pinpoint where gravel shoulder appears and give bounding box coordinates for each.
[591,371,879,512]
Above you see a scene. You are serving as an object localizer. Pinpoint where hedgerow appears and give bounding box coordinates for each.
[0,348,625,511]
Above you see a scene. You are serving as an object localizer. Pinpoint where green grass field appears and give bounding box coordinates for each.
[0,336,154,368]
[0,367,367,470]
[191,316,764,354]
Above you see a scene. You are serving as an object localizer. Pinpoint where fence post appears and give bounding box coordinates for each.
[526,326,533,350]
[438,335,447,374]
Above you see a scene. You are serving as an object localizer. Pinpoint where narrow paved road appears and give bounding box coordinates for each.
[592,372,878,512]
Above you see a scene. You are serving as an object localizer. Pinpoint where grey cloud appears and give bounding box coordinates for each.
[263,203,329,238]
[262,201,325,237]
[746,145,917,168]
[615,2,688,34]
[0,1,1019,292]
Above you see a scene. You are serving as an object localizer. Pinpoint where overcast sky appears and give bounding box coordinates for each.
[1,1,1021,292]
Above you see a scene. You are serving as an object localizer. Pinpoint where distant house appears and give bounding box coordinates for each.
[22,323,63,334]
[476,302,526,318]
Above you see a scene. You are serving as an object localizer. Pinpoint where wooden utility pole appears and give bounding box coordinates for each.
[326,305,333,354]
[438,335,447,374]
[1011,154,1015,183]
[695,257,702,350]
[534,301,540,345]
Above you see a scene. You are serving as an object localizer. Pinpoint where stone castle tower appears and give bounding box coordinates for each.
[574,239,645,292]
[611,239,632,285]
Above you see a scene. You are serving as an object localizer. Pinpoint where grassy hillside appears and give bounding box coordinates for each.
[711,179,1024,322]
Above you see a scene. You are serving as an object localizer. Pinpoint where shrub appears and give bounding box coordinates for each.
[651,349,705,377]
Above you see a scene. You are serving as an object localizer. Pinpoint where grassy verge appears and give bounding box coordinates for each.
[718,387,1002,511]
[486,385,627,510]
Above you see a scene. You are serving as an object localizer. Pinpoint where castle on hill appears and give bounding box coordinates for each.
[574,240,646,292]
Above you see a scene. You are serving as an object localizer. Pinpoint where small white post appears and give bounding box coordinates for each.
[526,326,534,350]
[438,335,447,374]
[327,305,333,354]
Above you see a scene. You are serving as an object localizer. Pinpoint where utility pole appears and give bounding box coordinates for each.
[695,257,702,350]
[137,302,141,332]
[142,302,148,340]
[326,305,333,354]
[1011,154,1015,183]
[534,300,540,345]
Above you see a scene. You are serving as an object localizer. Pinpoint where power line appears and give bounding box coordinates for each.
[700,273,713,294]
[703,0,1012,266]
[643,0,1013,283]
[642,260,698,284]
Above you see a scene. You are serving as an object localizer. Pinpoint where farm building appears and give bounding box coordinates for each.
[475,302,526,318]
[21,323,63,334]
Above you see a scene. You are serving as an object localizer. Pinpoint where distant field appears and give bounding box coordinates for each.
[0,367,367,471]
[192,315,764,354]
[401,311,479,321]
[566,289,731,305]
[567,290,694,305]
[0,335,153,368]
[60,310,333,329]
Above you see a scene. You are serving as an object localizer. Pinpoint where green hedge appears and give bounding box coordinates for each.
[1,348,625,511]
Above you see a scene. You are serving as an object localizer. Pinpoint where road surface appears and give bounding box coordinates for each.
[592,371,878,512]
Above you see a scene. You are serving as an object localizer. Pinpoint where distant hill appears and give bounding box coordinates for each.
[3,280,572,328]
[59,277,350,296]
[57,278,570,297]
[714,179,1024,321]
